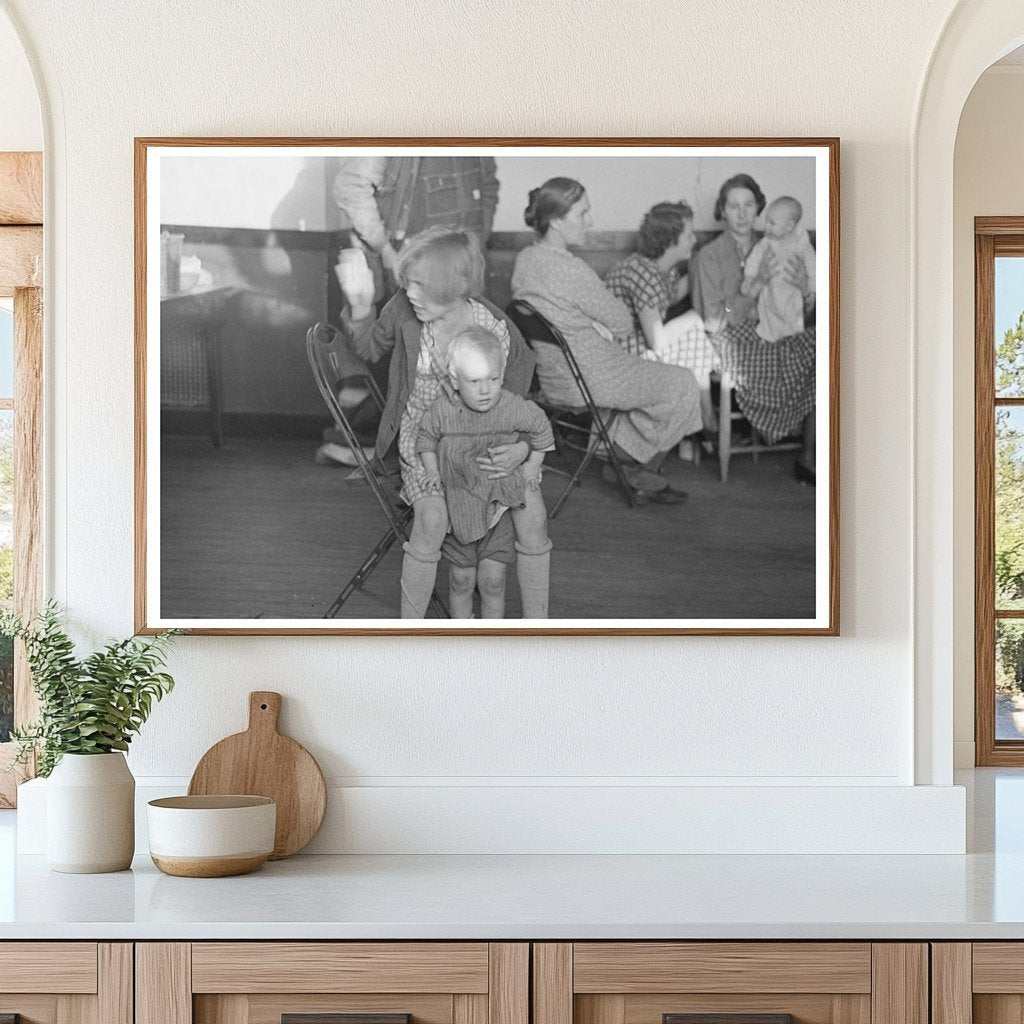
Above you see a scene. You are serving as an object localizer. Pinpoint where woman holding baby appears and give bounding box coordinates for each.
[689,173,818,483]
[338,226,552,620]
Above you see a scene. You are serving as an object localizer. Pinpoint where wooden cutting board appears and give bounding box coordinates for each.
[188,691,327,859]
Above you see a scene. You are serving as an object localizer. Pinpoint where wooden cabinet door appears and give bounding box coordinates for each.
[939,942,1024,1024]
[0,943,131,1024]
[137,943,528,1024]
[533,944,928,1024]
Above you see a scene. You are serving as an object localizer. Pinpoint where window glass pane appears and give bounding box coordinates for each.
[0,306,12,399]
[997,407,1024,610]
[997,620,1024,740]
[996,256,1024,397]
[0,409,11,742]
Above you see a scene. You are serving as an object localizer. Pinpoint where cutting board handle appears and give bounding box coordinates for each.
[248,691,282,734]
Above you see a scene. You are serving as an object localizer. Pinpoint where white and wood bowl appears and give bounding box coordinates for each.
[147,795,276,877]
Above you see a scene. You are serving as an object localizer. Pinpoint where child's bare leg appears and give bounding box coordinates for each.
[511,489,552,619]
[400,495,449,618]
[448,565,477,619]
[510,487,548,551]
[476,559,507,619]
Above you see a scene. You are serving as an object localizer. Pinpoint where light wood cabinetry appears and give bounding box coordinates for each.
[935,943,1024,1024]
[136,944,528,1024]
[0,937,975,1024]
[532,944,928,1024]
[0,942,132,1024]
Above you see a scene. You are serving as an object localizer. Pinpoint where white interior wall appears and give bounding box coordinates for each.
[0,0,981,853]
[161,152,818,233]
[0,14,39,151]
[951,65,1024,767]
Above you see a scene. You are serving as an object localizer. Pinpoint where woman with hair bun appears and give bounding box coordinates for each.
[511,177,702,502]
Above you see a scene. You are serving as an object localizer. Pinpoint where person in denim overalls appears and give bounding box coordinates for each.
[333,156,500,301]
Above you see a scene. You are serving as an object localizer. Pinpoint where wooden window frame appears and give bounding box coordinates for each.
[0,151,43,806]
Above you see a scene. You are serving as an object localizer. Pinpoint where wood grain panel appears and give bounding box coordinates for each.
[239,994,453,1024]
[192,944,489,994]
[488,944,528,1024]
[0,943,97,993]
[974,995,1024,1024]
[195,995,248,1024]
[98,945,132,1024]
[57,992,95,1024]
[931,945,971,1024]
[0,995,59,1024]
[623,993,868,1024]
[534,944,572,1024]
[973,945,1024,992]
[831,994,872,1024]
[454,995,487,1024]
[975,230,998,766]
[0,153,42,225]
[573,944,871,994]
[14,285,42,725]
[870,945,927,1024]
[0,226,42,295]
[977,218,1024,237]
[576,996,625,1024]
[136,943,192,1024]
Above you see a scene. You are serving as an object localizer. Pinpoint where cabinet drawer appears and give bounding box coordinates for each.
[0,943,130,1024]
[572,944,872,994]
[534,943,925,1024]
[139,942,528,1024]
[0,942,98,993]
[191,943,490,993]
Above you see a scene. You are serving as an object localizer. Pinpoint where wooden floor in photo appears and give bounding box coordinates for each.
[159,435,817,621]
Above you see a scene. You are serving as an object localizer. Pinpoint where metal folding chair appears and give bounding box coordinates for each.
[306,322,448,618]
[505,300,641,517]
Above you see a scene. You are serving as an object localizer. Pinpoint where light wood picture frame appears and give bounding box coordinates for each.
[135,137,839,635]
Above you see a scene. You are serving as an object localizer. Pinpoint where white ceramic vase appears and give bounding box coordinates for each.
[46,752,135,873]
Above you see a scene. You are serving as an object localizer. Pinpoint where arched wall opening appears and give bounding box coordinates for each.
[914,1,1024,784]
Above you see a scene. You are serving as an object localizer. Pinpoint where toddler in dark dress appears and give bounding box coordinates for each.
[416,327,554,618]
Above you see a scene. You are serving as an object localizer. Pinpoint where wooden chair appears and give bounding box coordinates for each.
[306,322,448,617]
[712,369,801,483]
[505,300,641,517]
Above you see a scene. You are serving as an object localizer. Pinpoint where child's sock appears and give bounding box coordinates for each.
[400,542,441,618]
[515,539,553,619]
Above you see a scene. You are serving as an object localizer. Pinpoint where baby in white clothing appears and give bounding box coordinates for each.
[740,196,816,342]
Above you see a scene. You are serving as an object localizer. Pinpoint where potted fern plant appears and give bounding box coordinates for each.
[1,603,179,873]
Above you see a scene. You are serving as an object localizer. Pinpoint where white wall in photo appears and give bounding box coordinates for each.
[1,0,982,853]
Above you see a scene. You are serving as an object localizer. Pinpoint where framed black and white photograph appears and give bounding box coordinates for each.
[135,138,839,635]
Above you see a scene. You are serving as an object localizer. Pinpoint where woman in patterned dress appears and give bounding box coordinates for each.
[341,226,540,618]
[689,173,817,483]
[605,200,719,445]
[510,178,702,502]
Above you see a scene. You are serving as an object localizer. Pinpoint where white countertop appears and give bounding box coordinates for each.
[0,849,1022,940]
[1,769,1022,941]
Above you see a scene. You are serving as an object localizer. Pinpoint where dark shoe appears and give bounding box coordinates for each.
[794,459,816,486]
[602,460,667,492]
[641,485,688,505]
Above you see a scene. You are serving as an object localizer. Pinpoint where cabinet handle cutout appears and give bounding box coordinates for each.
[664,1016,795,1024]
[283,1015,411,1024]
[1,1016,21,1024]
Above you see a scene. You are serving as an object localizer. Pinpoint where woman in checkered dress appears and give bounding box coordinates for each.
[689,173,817,483]
[605,201,719,435]
[511,178,702,501]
